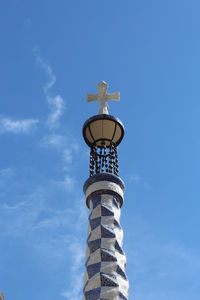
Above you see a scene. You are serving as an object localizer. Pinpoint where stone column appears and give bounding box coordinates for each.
[82,81,129,300]
[83,174,129,300]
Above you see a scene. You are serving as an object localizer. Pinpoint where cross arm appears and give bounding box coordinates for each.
[87,94,98,102]
[106,92,120,101]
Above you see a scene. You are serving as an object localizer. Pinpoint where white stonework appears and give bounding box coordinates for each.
[85,180,124,203]
[83,192,129,300]
[87,81,120,115]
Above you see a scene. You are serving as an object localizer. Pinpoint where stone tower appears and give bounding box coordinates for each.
[82,81,129,300]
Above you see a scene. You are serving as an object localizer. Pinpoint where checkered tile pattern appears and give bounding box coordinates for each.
[83,194,129,300]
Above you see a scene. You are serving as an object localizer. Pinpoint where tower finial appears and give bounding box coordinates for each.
[87,81,120,114]
[83,83,129,299]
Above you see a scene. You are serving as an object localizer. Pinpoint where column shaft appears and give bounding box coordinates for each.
[83,176,129,300]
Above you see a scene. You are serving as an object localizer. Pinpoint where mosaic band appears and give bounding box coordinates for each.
[83,179,129,300]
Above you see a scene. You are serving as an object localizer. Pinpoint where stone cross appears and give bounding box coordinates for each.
[87,81,120,114]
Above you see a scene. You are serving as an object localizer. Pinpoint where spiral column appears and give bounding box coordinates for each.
[82,81,129,300]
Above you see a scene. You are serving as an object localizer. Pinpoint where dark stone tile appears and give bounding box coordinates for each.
[113,197,120,208]
[100,273,118,287]
[115,240,124,255]
[85,287,101,300]
[119,291,128,300]
[101,225,115,238]
[92,195,101,209]
[88,239,101,253]
[101,248,117,262]
[114,219,121,229]
[116,265,127,280]
[101,205,114,217]
[87,262,101,279]
[90,217,101,230]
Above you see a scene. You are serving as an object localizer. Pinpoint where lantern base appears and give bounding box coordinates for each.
[83,173,125,208]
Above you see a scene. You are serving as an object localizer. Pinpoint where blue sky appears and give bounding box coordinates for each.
[0,0,200,299]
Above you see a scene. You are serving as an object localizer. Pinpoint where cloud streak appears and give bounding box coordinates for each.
[41,133,79,168]
[0,178,86,299]
[63,175,75,191]
[127,172,151,190]
[33,46,80,174]
[33,46,65,129]
[0,168,15,179]
[0,116,38,134]
[46,95,65,129]
[0,179,86,239]
[61,240,85,300]
[42,134,68,148]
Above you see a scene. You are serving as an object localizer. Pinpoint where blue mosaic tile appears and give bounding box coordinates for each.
[90,217,101,230]
[88,239,101,253]
[101,205,114,217]
[101,248,117,262]
[87,262,101,279]
[116,265,127,280]
[113,197,120,208]
[100,273,118,287]
[101,225,115,238]
[85,287,101,300]
[91,195,101,209]
[114,219,121,229]
[115,240,125,255]
[119,291,128,300]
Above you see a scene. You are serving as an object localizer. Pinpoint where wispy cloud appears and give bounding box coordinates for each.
[128,172,141,183]
[31,48,81,286]
[46,95,65,129]
[63,175,75,191]
[0,167,15,193]
[61,240,85,300]
[41,133,79,167]
[62,141,79,167]
[63,149,73,163]
[0,168,15,179]
[0,181,85,239]
[128,172,151,190]
[42,134,68,148]
[33,45,80,174]
[0,178,87,298]
[0,116,38,134]
[0,44,85,300]
[33,45,65,129]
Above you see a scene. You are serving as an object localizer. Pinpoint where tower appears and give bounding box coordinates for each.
[82,81,129,300]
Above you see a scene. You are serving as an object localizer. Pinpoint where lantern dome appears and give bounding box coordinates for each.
[82,114,124,148]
